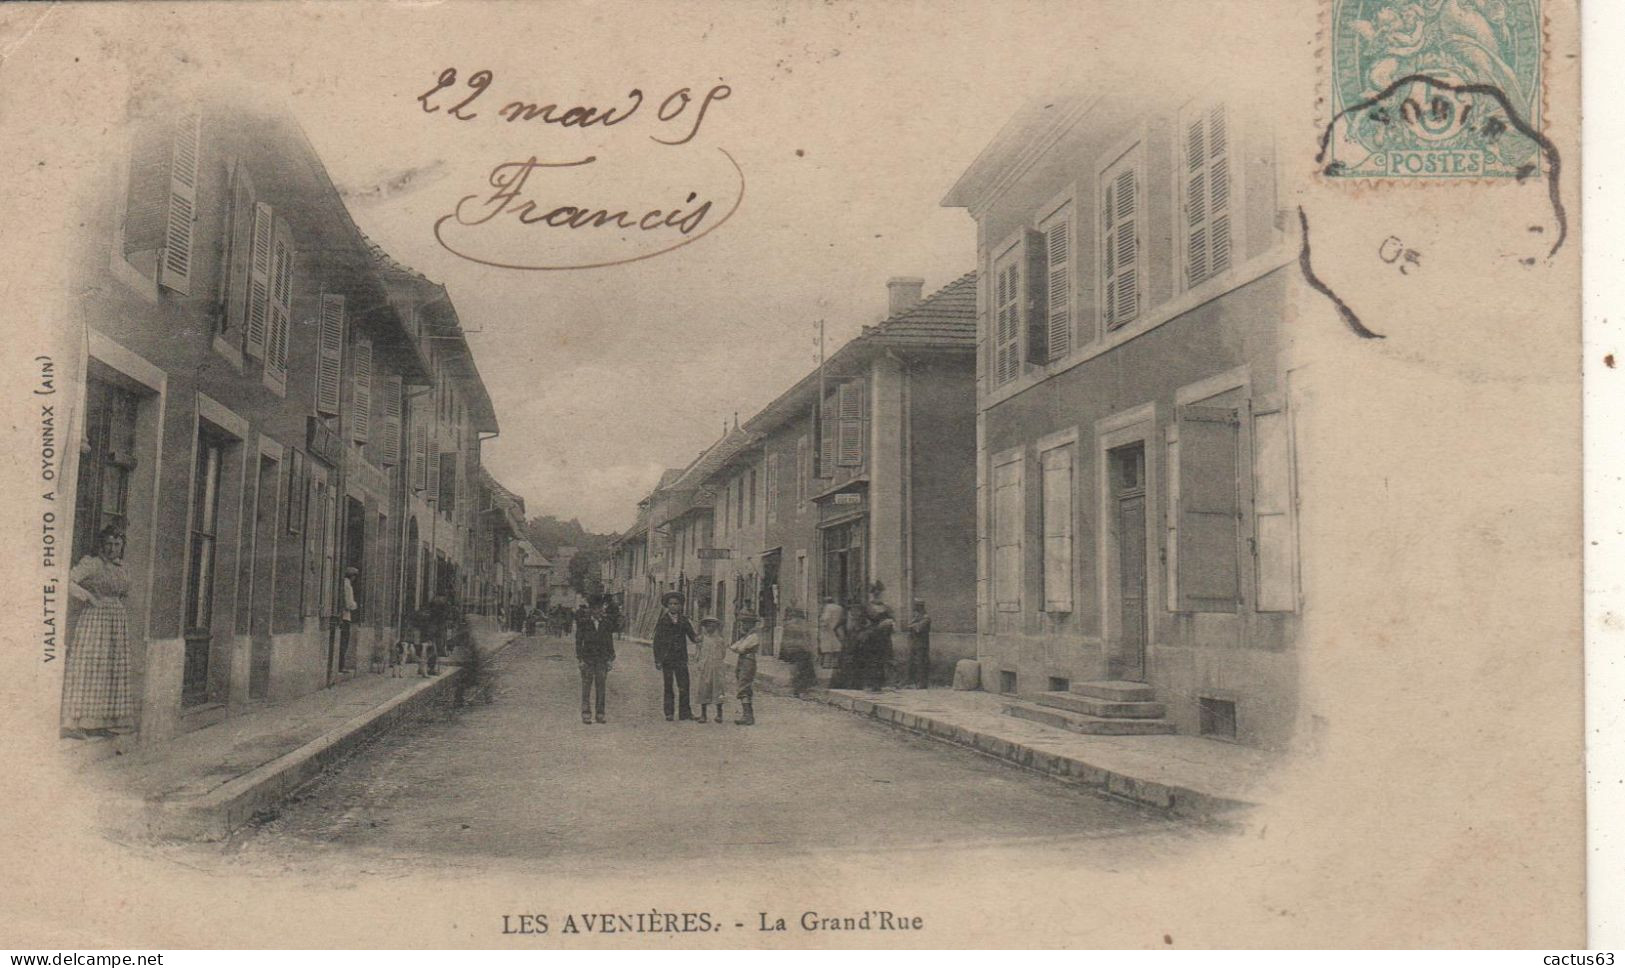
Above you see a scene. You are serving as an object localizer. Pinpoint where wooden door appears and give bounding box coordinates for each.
[1117,493,1148,681]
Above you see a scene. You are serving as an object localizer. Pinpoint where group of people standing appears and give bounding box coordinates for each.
[819,589,931,693]
[570,590,759,726]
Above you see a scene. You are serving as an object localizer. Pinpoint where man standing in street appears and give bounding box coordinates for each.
[905,598,932,689]
[576,595,615,724]
[653,591,698,721]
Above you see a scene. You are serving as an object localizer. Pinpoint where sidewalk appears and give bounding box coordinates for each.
[752,655,1283,820]
[93,627,521,841]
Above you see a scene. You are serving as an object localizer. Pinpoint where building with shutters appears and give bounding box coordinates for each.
[614,275,978,673]
[58,91,499,748]
[942,91,1300,749]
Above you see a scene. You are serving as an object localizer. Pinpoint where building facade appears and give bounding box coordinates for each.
[60,92,499,748]
[943,91,1300,748]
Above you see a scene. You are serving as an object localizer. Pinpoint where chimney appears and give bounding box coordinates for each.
[886,276,925,317]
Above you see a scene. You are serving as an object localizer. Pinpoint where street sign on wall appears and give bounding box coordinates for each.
[697,548,732,560]
[833,492,863,505]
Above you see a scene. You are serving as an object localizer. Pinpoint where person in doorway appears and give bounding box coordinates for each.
[575,595,616,724]
[905,599,932,689]
[831,604,866,690]
[729,611,762,725]
[62,525,136,738]
[339,566,359,673]
[692,616,729,723]
[653,591,698,721]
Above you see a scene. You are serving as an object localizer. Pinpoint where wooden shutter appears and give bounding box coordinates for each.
[1184,104,1233,288]
[380,375,403,466]
[427,430,441,499]
[1176,404,1241,612]
[159,110,201,294]
[1041,445,1074,612]
[1252,399,1296,611]
[245,202,274,359]
[1024,229,1049,366]
[223,161,256,338]
[1103,152,1140,329]
[836,380,864,467]
[819,391,835,478]
[316,293,344,416]
[993,254,1021,385]
[796,435,809,503]
[1042,205,1072,360]
[351,337,373,443]
[266,217,295,379]
[993,458,1023,611]
[412,416,428,492]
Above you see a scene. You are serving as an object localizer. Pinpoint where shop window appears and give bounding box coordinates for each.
[72,377,141,563]
[182,428,227,704]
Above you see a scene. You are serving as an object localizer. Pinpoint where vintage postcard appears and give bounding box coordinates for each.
[0,0,1588,949]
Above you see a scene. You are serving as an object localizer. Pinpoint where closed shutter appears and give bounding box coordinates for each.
[993,458,1023,611]
[1184,104,1233,288]
[380,375,403,466]
[1176,404,1241,612]
[819,391,835,478]
[836,380,864,467]
[245,202,274,359]
[1252,399,1297,611]
[351,337,372,443]
[412,417,428,492]
[796,435,809,504]
[159,110,201,294]
[316,293,344,416]
[439,450,458,509]
[1041,445,1074,612]
[428,431,441,500]
[223,161,256,338]
[1024,228,1049,366]
[1103,151,1141,329]
[993,253,1021,385]
[1042,205,1072,360]
[766,453,778,523]
[266,217,295,379]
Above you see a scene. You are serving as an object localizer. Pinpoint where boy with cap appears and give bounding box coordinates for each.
[730,611,762,725]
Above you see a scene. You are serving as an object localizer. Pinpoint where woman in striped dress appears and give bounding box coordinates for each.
[62,525,135,737]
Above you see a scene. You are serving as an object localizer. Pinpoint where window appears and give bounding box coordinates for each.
[747,466,758,524]
[380,375,403,467]
[1039,202,1072,360]
[72,377,141,562]
[122,109,201,293]
[1040,444,1074,612]
[1173,403,1241,612]
[1182,103,1234,289]
[263,215,295,388]
[220,159,256,340]
[1101,144,1143,330]
[993,454,1024,611]
[183,429,226,703]
[992,246,1022,385]
[1252,401,1298,611]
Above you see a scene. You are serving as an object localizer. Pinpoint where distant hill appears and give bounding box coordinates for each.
[523,514,616,597]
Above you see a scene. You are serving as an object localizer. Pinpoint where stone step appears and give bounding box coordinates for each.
[1037,691,1167,719]
[1002,700,1176,736]
[1070,679,1156,702]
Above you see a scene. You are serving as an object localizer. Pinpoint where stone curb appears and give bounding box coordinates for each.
[755,670,1251,821]
[112,633,522,842]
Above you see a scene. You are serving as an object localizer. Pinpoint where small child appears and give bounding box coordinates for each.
[729,613,762,726]
[693,617,729,723]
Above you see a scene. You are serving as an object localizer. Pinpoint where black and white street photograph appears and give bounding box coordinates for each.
[0,0,1604,952]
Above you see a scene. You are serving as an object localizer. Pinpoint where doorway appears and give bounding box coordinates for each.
[1109,442,1148,681]
[249,454,279,699]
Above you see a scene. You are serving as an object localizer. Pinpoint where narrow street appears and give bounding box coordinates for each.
[206,634,1199,881]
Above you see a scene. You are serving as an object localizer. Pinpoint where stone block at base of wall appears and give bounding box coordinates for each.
[952,659,981,691]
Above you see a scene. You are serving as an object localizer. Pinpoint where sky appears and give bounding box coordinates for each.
[85,0,1274,533]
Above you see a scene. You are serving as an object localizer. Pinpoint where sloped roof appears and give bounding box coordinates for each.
[745,272,977,434]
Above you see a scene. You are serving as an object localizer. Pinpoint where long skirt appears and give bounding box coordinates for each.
[62,603,135,733]
[693,651,728,705]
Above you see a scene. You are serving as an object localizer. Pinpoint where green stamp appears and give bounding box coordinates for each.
[1326,0,1543,179]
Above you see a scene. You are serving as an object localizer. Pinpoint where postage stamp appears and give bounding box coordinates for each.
[1324,0,1544,179]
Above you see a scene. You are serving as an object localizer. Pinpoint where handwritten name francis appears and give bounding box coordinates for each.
[419,68,742,270]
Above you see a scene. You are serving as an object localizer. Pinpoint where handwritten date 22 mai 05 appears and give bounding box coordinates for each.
[418,68,732,147]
